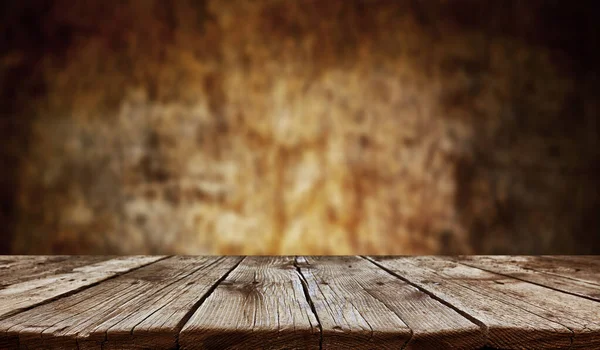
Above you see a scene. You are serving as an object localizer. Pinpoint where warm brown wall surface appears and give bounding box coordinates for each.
[1,0,598,254]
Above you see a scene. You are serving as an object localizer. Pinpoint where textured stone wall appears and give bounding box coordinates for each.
[1,0,598,254]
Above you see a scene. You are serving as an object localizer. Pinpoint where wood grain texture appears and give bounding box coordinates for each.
[0,256,163,320]
[179,256,320,350]
[405,257,600,348]
[99,256,242,350]
[0,255,599,349]
[297,256,484,349]
[457,256,600,302]
[545,256,600,263]
[0,256,109,287]
[534,256,600,286]
[0,256,240,349]
[369,256,583,349]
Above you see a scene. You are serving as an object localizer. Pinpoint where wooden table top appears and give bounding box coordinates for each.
[0,256,598,349]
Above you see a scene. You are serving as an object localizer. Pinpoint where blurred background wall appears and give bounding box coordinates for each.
[0,0,598,255]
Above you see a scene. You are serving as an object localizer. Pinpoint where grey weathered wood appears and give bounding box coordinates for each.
[534,256,600,286]
[179,256,320,350]
[369,256,591,349]
[457,256,600,302]
[297,256,484,349]
[0,256,110,288]
[0,256,240,349]
[0,256,164,320]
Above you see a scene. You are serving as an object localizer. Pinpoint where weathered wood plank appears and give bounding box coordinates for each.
[457,256,600,302]
[384,256,600,348]
[546,256,600,263]
[0,256,164,320]
[0,256,110,288]
[99,256,242,350]
[0,256,240,349]
[369,256,587,349]
[534,256,600,286]
[0,255,598,349]
[179,256,320,350]
[297,256,410,349]
[297,256,484,349]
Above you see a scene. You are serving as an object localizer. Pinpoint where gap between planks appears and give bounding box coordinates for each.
[174,257,246,349]
[0,256,243,349]
[360,256,489,348]
[0,256,490,349]
[369,256,600,349]
[454,256,600,303]
[3,256,598,349]
[293,256,484,350]
[0,256,170,321]
[179,257,321,349]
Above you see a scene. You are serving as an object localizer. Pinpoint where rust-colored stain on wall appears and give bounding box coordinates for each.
[0,0,598,254]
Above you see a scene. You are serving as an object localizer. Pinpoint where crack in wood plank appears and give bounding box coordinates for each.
[179,256,320,350]
[294,256,324,350]
[0,256,599,349]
